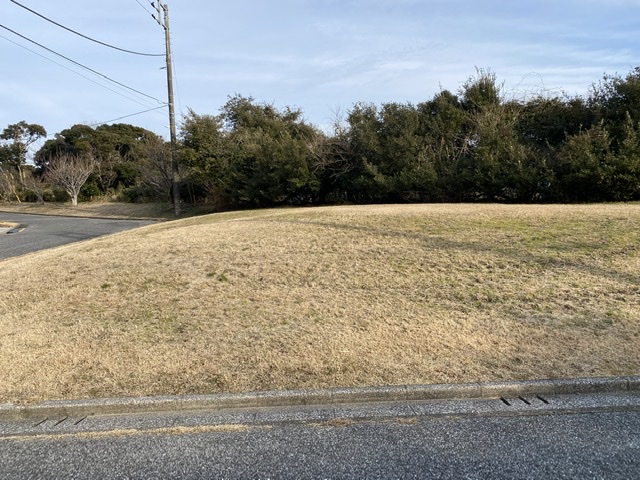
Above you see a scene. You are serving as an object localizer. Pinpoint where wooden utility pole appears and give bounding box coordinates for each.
[153,1,180,216]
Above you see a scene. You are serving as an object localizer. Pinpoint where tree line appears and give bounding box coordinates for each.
[2,67,640,208]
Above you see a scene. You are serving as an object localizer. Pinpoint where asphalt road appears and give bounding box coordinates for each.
[0,212,155,260]
[1,392,639,479]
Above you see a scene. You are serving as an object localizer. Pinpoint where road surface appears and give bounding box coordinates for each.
[1,392,639,479]
[0,212,155,260]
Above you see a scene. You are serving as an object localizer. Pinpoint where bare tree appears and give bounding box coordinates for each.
[0,166,21,203]
[45,154,95,206]
[308,110,358,179]
[139,136,174,201]
[23,173,48,204]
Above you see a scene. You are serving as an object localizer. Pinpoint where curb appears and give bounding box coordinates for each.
[1,376,638,421]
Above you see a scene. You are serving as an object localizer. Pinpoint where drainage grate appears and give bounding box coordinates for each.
[499,395,550,407]
[32,416,87,428]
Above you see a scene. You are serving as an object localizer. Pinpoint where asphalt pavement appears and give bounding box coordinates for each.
[1,378,639,479]
[0,212,155,260]
[1,389,639,479]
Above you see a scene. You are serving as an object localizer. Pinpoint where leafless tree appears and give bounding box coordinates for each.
[45,153,96,206]
[23,173,48,204]
[139,136,174,200]
[308,110,358,179]
[0,166,21,203]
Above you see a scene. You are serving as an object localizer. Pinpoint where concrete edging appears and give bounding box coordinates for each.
[1,376,638,421]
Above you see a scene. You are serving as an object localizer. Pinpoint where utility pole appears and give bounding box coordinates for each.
[153,1,180,216]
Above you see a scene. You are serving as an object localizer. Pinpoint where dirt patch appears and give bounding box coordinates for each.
[0,222,19,232]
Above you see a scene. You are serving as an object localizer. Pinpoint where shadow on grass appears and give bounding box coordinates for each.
[257,217,640,288]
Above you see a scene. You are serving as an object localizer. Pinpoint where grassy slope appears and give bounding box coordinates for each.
[1,203,639,404]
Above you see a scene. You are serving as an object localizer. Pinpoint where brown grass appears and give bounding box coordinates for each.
[1,204,639,404]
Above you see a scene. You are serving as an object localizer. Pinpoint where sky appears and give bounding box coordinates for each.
[1,0,639,144]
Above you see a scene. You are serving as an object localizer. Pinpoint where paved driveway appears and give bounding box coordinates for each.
[0,212,155,260]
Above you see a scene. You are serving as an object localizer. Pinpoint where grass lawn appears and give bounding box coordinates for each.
[1,203,639,404]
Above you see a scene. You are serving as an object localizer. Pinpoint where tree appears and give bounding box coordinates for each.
[556,123,614,202]
[0,121,46,185]
[416,90,467,201]
[45,154,96,206]
[220,95,319,207]
[308,110,360,203]
[343,102,389,202]
[611,112,640,200]
[463,101,553,202]
[0,166,20,203]
[518,95,594,149]
[35,123,157,197]
[180,109,229,206]
[377,102,438,202]
[452,72,555,202]
[23,171,48,204]
[590,67,640,147]
[138,135,179,202]
[460,68,501,113]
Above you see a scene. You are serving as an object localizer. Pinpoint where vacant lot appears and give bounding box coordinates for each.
[1,204,639,404]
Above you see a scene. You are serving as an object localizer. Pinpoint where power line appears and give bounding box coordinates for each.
[168,25,184,118]
[0,23,164,105]
[9,0,164,57]
[134,0,155,16]
[0,32,165,112]
[172,55,184,118]
[87,106,167,127]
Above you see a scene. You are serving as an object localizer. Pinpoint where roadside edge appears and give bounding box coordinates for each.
[1,376,638,420]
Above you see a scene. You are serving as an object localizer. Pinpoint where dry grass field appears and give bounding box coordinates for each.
[1,203,639,404]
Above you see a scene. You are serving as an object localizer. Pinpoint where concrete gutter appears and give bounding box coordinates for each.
[1,376,638,421]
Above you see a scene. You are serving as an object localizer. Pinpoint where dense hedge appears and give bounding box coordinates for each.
[4,67,640,207]
[180,69,640,207]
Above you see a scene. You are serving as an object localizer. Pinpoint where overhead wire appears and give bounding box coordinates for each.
[3,1,172,131]
[134,0,155,16]
[87,106,167,127]
[167,26,184,119]
[0,32,164,113]
[0,23,164,106]
[8,0,164,57]
[172,56,184,119]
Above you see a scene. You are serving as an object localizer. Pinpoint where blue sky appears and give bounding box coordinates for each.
[1,0,639,142]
